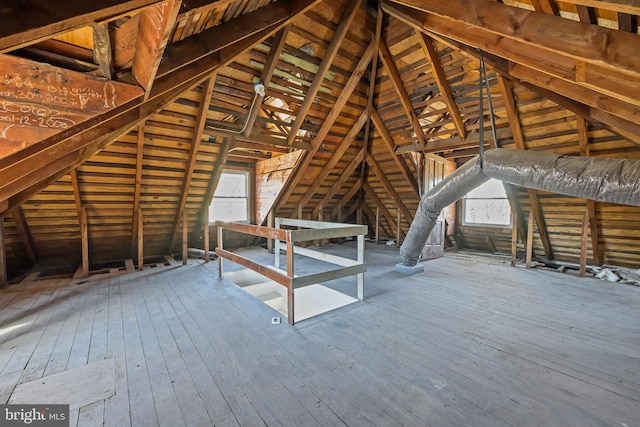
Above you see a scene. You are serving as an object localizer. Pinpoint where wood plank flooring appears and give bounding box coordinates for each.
[0,242,639,426]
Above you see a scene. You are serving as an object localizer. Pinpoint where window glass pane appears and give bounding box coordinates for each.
[209,170,250,223]
[215,172,247,197]
[467,178,507,199]
[464,199,511,226]
[463,179,511,227]
[210,198,248,222]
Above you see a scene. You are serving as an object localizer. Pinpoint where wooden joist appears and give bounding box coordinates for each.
[92,23,114,79]
[579,207,589,277]
[365,152,413,223]
[169,77,216,251]
[131,122,145,257]
[0,54,144,158]
[286,0,363,144]
[0,0,162,52]
[298,109,369,208]
[182,213,188,265]
[158,0,320,78]
[416,33,466,140]
[270,38,375,213]
[138,209,144,270]
[383,0,640,128]
[363,182,400,239]
[378,38,428,147]
[80,206,89,278]
[312,148,365,218]
[244,25,291,137]
[0,9,299,215]
[133,0,181,95]
[370,108,420,197]
[192,136,232,241]
[576,116,601,266]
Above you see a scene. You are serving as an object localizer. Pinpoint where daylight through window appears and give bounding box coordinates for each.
[209,170,250,223]
[462,179,511,227]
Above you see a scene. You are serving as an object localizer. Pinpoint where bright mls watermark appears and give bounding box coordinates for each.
[0,405,68,427]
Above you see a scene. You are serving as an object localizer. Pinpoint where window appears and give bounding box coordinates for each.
[463,179,511,227]
[209,170,250,223]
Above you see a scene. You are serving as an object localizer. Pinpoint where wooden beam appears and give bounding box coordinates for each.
[365,152,414,223]
[529,0,558,15]
[80,206,89,278]
[287,0,363,144]
[269,39,375,213]
[511,211,518,267]
[169,77,216,251]
[503,183,528,259]
[207,129,311,151]
[527,189,554,260]
[0,0,162,52]
[497,75,552,260]
[363,182,399,238]
[416,33,466,140]
[486,234,497,254]
[244,25,291,137]
[587,200,600,266]
[579,208,589,277]
[375,207,380,243]
[370,108,420,196]
[192,137,233,242]
[204,207,210,262]
[358,3,383,204]
[158,0,320,78]
[299,108,369,208]
[131,122,145,257]
[182,212,188,265]
[379,38,427,147]
[382,0,640,119]
[576,115,590,157]
[11,206,37,264]
[576,116,601,266]
[361,200,392,238]
[618,12,638,33]
[0,53,143,157]
[526,210,534,269]
[386,0,640,80]
[313,39,375,149]
[312,148,365,218]
[576,5,597,24]
[0,216,6,287]
[434,35,640,142]
[138,209,144,270]
[559,0,640,15]
[396,210,402,247]
[93,22,114,79]
[133,0,181,95]
[1,15,291,212]
[331,177,362,220]
[496,75,525,150]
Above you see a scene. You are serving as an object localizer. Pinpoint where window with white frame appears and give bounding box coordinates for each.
[462,179,511,227]
[209,170,250,223]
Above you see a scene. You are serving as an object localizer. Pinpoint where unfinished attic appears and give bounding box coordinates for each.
[0,0,639,425]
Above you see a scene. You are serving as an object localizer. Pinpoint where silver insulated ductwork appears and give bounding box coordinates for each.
[400,148,640,266]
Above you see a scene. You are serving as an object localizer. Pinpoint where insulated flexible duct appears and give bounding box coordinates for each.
[400,148,640,266]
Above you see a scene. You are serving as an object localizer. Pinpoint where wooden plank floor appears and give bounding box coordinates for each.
[1,242,639,426]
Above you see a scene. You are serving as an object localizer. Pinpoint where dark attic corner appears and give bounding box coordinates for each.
[0,0,639,425]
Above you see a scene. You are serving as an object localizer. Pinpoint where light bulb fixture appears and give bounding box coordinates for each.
[253,81,265,97]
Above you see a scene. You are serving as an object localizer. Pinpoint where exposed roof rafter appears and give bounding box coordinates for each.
[382,0,640,126]
[286,0,363,144]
